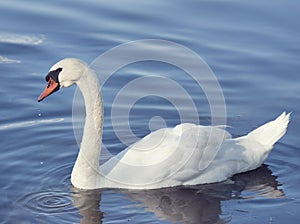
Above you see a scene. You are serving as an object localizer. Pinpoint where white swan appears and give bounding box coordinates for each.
[38,58,290,190]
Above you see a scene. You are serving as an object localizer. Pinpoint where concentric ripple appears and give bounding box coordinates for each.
[18,190,76,215]
[42,162,73,187]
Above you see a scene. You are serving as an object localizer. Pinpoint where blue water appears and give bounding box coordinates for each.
[1,0,300,223]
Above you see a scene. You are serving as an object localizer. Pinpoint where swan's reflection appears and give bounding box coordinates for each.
[71,165,283,224]
[71,189,103,224]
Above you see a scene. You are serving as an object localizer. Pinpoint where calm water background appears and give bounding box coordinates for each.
[0,0,300,223]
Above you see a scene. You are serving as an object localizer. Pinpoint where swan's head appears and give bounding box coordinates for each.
[38,58,88,102]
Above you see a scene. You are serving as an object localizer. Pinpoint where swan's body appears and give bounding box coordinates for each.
[38,58,290,190]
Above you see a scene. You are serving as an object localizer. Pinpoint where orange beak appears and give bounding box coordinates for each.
[38,77,60,102]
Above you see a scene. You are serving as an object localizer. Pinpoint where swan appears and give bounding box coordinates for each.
[38,58,290,190]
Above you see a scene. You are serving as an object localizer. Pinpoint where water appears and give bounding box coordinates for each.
[1,0,300,223]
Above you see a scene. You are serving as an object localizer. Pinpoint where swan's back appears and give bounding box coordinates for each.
[100,123,232,189]
[99,113,290,189]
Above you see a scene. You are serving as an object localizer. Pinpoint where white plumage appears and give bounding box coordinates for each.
[39,58,290,190]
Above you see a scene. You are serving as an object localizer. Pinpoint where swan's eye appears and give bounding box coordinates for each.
[47,80,51,88]
[45,67,62,83]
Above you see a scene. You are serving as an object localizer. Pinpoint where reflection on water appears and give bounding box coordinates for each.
[69,165,282,224]
[72,189,103,224]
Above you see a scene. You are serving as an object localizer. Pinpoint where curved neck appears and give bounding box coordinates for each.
[71,67,103,189]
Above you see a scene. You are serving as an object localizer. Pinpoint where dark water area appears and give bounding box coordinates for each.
[0,0,299,223]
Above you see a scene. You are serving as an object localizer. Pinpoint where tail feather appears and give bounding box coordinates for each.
[246,112,291,148]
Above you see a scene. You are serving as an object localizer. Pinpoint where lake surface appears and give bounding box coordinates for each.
[1,0,300,223]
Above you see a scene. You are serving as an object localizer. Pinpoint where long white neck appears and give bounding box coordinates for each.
[71,67,103,189]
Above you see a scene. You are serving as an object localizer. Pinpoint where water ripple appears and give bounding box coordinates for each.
[18,191,76,214]
[0,118,64,130]
[0,32,45,45]
[43,162,73,187]
[0,55,20,64]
